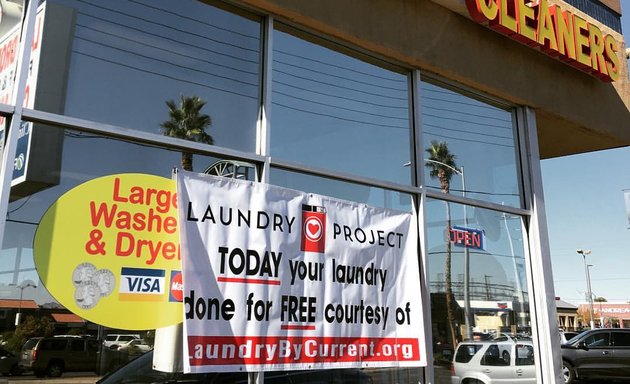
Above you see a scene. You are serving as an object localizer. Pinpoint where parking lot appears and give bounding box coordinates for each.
[0,373,101,384]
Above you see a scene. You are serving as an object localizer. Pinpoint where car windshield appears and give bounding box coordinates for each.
[564,333,580,343]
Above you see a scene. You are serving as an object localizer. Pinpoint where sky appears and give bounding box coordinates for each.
[542,3,630,305]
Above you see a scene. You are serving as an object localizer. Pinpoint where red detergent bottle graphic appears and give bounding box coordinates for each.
[300,204,326,253]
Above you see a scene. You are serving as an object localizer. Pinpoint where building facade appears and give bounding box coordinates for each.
[578,302,630,328]
[0,0,627,383]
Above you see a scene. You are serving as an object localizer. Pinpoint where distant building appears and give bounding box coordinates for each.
[0,299,93,334]
[579,303,630,328]
[556,298,578,331]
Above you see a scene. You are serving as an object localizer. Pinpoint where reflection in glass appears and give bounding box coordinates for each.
[425,199,531,383]
[270,168,412,211]
[0,128,219,305]
[56,0,260,153]
[204,159,256,181]
[271,26,411,184]
[421,81,521,207]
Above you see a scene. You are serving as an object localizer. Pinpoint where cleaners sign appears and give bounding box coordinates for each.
[466,0,621,82]
[33,174,182,330]
[177,171,425,372]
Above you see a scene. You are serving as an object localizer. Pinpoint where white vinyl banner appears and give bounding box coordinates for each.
[177,171,426,372]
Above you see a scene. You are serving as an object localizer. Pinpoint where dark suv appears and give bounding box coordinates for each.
[561,328,630,383]
[19,335,99,377]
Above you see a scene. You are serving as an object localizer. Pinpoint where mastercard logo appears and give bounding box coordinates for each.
[169,270,183,302]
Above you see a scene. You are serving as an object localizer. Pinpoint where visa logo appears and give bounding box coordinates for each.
[119,267,165,302]
[124,276,162,292]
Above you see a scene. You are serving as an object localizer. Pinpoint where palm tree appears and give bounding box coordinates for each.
[426,140,459,349]
[160,95,213,171]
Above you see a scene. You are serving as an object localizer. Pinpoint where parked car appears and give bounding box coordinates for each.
[451,341,536,384]
[19,336,99,377]
[97,350,373,384]
[0,347,21,376]
[19,335,126,377]
[561,328,630,383]
[116,339,152,358]
[103,334,141,348]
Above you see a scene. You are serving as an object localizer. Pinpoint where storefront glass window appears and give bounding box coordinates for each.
[421,80,522,208]
[50,0,260,153]
[425,198,533,383]
[0,2,542,382]
[271,25,412,185]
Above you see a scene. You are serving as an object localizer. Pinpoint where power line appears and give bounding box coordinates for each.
[422,130,515,148]
[128,0,260,41]
[422,122,513,141]
[273,89,408,122]
[272,101,408,129]
[74,35,258,90]
[77,0,259,54]
[274,59,407,92]
[75,23,259,75]
[72,50,258,100]
[274,48,407,84]
[273,68,407,101]
[274,79,407,110]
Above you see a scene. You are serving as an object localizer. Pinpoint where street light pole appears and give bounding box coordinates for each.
[577,249,595,329]
[15,282,36,326]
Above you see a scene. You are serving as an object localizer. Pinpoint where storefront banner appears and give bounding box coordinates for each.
[177,171,426,373]
[33,173,182,330]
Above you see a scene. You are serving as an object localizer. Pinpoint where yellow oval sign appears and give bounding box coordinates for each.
[34,174,182,330]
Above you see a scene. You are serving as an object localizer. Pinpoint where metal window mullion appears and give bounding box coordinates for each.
[412,68,434,384]
[424,188,529,217]
[519,106,563,383]
[21,108,266,165]
[512,109,527,210]
[257,15,273,184]
[0,0,38,251]
[270,157,420,196]
[410,69,423,188]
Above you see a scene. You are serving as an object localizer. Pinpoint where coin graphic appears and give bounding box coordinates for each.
[72,263,97,286]
[74,283,101,309]
[94,269,116,297]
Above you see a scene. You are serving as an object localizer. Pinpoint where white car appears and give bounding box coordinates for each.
[103,334,141,348]
[451,341,536,384]
[116,339,153,357]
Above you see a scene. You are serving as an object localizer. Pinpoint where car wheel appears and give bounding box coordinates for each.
[46,361,63,377]
[502,350,510,362]
[562,361,575,384]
